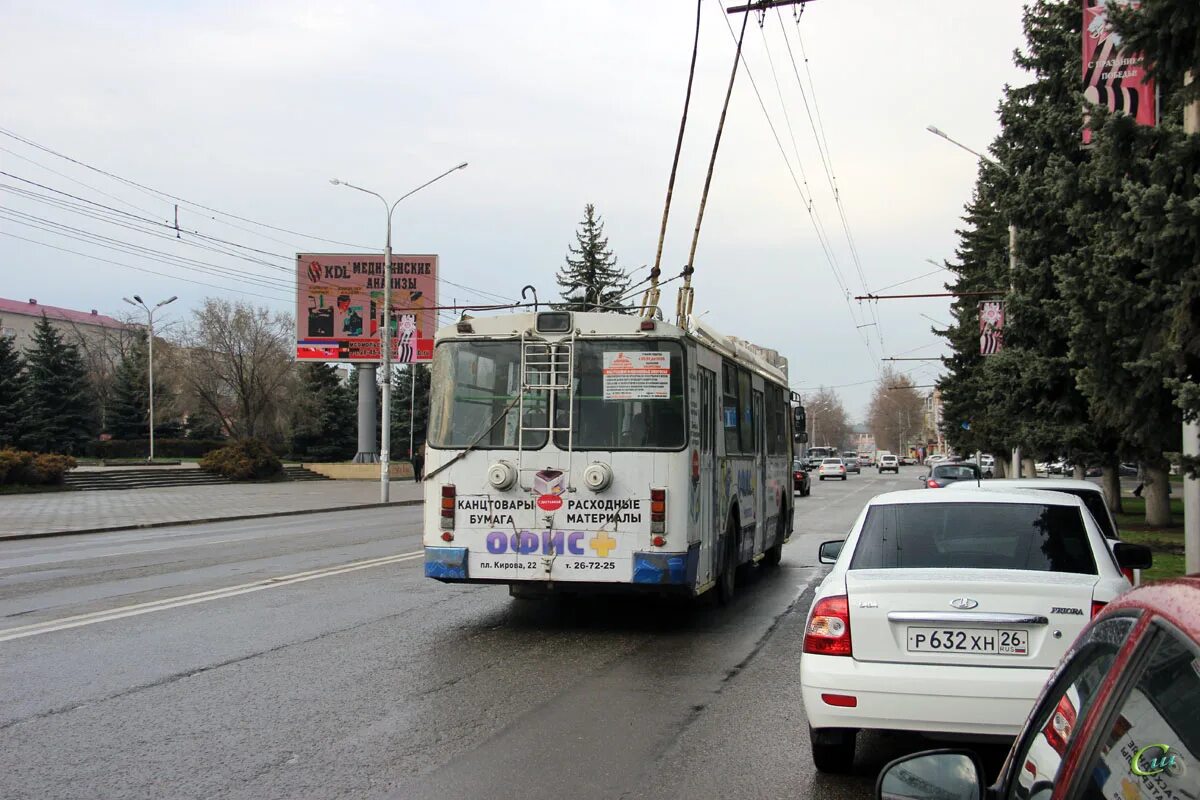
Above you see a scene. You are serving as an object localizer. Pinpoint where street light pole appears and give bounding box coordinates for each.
[926,124,1022,476]
[123,295,177,462]
[330,161,468,502]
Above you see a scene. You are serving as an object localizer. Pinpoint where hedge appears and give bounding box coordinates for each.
[0,449,77,485]
[199,439,283,481]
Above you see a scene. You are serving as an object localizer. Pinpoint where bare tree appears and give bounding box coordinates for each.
[175,299,295,441]
[804,387,850,451]
[867,368,925,456]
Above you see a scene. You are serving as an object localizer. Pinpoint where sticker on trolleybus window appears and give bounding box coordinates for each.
[602,351,670,400]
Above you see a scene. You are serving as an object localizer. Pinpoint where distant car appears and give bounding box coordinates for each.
[800,488,1148,774]
[924,454,948,467]
[921,462,982,488]
[899,455,916,466]
[842,452,861,474]
[792,460,811,497]
[873,575,1198,800]
[1119,462,1138,476]
[818,458,847,481]
[858,453,874,467]
[877,454,899,474]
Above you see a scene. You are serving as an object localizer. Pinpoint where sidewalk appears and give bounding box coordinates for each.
[0,480,425,540]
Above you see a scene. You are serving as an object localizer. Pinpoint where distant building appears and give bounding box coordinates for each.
[848,424,875,454]
[0,297,130,350]
[922,388,946,456]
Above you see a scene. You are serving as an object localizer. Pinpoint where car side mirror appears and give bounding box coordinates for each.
[876,750,985,800]
[1112,542,1153,571]
[919,475,927,484]
[818,539,844,564]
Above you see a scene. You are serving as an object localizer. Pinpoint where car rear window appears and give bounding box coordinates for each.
[849,502,1097,574]
[822,459,841,465]
[932,464,980,480]
[1058,489,1117,539]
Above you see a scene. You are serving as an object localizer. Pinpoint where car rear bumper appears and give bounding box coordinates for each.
[801,654,1048,737]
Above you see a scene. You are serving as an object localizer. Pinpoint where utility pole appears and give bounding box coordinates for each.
[1184,71,1199,574]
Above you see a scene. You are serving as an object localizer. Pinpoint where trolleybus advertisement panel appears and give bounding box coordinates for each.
[454,490,646,581]
[296,252,437,363]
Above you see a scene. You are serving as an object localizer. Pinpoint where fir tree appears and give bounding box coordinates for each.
[0,334,27,448]
[22,315,98,454]
[109,331,150,439]
[291,363,355,461]
[555,204,630,311]
[390,364,431,460]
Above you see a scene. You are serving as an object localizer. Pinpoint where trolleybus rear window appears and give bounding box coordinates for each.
[428,341,548,449]
[553,340,686,451]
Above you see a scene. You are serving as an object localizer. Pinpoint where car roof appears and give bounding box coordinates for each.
[944,478,1102,493]
[868,488,1087,507]
[1106,576,1200,641]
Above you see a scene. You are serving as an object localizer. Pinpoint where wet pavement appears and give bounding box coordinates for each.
[0,468,1005,799]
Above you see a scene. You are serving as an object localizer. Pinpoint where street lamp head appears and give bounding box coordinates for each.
[926,124,946,138]
[132,295,144,305]
[123,297,137,307]
[455,162,469,171]
[157,296,178,307]
[329,178,341,186]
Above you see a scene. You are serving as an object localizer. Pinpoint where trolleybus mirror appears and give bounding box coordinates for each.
[793,405,807,443]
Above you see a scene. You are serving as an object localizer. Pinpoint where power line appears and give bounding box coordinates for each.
[0,230,290,302]
[0,126,378,250]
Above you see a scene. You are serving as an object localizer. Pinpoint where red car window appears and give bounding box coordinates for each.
[1074,623,1200,799]
[1005,615,1137,800]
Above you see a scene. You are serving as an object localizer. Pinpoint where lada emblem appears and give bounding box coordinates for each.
[950,597,979,610]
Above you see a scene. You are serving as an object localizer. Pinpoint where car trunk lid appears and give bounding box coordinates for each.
[846,569,1098,668]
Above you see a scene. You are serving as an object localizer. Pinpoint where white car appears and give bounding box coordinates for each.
[818,458,847,481]
[877,454,899,474]
[799,488,1150,773]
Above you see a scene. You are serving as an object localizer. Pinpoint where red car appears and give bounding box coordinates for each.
[792,460,811,497]
[874,575,1200,800]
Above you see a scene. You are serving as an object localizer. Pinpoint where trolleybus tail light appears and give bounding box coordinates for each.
[441,531,454,542]
[651,535,666,548]
[650,488,666,535]
[639,320,655,331]
[803,595,852,657]
[441,485,456,529]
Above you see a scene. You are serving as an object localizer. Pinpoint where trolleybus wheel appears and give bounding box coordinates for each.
[763,505,785,567]
[716,518,737,605]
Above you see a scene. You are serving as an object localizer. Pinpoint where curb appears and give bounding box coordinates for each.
[0,499,425,542]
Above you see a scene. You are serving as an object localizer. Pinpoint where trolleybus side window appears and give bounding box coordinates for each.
[427,341,548,449]
[722,363,740,455]
[737,369,753,454]
[553,340,685,451]
[765,384,786,456]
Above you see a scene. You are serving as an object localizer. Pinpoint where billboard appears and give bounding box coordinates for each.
[979,301,1004,356]
[296,253,437,363]
[1083,0,1156,144]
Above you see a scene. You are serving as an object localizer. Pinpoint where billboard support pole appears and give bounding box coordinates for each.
[353,365,378,463]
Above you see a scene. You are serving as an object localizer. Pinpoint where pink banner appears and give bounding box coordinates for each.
[296,253,438,363]
[1083,0,1156,144]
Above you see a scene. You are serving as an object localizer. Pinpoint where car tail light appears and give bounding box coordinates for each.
[1043,694,1076,755]
[927,479,942,488]
[1091,600,1107,619]
[441,485,456,529]
[821,693,858,708]
[1120,567,1135,584]
[650,488,665,535]
[804,595,852,656]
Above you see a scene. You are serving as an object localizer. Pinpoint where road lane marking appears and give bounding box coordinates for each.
[0,550,424,643]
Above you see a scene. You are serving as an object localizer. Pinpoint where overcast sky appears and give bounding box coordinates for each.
[0,0,1028,418]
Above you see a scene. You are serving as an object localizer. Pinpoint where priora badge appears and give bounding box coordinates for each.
[950,597,979,610]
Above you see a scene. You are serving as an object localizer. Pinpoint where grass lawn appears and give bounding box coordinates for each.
[1113,497,1188,581]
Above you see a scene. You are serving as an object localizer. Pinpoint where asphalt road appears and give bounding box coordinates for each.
[0,467,995,800]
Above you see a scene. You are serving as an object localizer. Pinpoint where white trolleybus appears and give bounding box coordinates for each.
[422,308,805,601]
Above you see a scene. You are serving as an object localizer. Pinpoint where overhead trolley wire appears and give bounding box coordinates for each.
[713,1,882,376]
